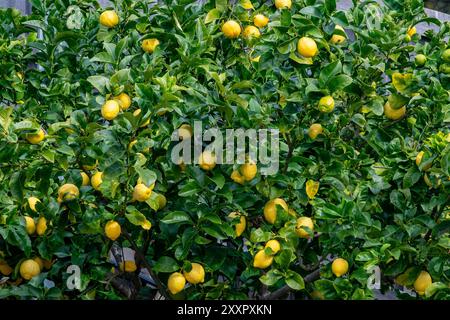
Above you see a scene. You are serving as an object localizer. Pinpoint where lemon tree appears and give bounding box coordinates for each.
[0,0,449,300]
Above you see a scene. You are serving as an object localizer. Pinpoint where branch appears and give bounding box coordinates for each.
[262,269,320,300]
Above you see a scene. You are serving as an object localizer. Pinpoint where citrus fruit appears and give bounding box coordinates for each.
[105,220,121,241]
[253,249,274,269]
[80,172,90,186]
[199,151,216,171]
[231,170,245,184]
[296,216,314,238]
[263,198,288,224]
[274,0,292,9]
[222,20,241,39]
[28,196,40,212]
[115,93,132,110]
[413,271,432,296]
[36,217,47,236]
[297,37,318,58]
[331,258,349,277]
[318,96,335,113]
[241,162,257,181]
[415,54,427,67]
[384,101,406,120]
[20,259,41,280]
[308,123,323,139]
[183,263,205,284]
[24,216,35,235]
[133,183,152,202]
[26,128,45,144]
[99,10,119,28]
[265,240,281,255]
[228,212,246,237]
[253,14,269,28]
[330,25,346,44]
[91,171,103,190]
[142,38,160,53]
[168,272,186,295]
[119,261,137,273]
[58,183,79,202]
[243,26,261,39]
[101,100,120,121]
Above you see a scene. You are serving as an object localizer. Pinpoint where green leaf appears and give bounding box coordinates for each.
[327,74,353,92]
[205,9,220,24]
[161,211,192,224]
[285,270,305,290]
[87,76,110,95]
[260,269,282,286]
[0,107,13,132]
[289,52,313,65]
[153,256,179,273]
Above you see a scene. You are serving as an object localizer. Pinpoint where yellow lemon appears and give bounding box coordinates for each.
[318,96,335,113]
[308,123,323,139]
[407,26,416,37]
[253,249,274,269]
[228,212,246,237]
[105,220,121,241]
[263,198,288,224]
[330,25,346,44]
[178,124,193,140]
[142,38,160,53]
[20,259,41,280]
[33,257,44,271]
[253,14,269,28]
[414,271,432,295]
[199,151,216,171]
[119,261,137,273]
[296,216,314,238]
[243,26,261,39]
[24,216,36,235]
[222,20,241,39]
[133,183,152,202]
[168,272,186,295]
[384,101,406,120]
[265,240,281,255]
[81,172,90,186]
[231,170,245,184]
[58,183,79,202]
[91,171,103,190]
[274,0,292,9]
[28,196,40,212]
[101,100,120,121]
[36,217,47,236]
[26,128,45,144]
[241,162,257,181]
[115,93,132,110]
[305,180,319,199]
[297,37,318,58]
[331,258,349,277]
[183,263,205,284]
[99,10,119,28]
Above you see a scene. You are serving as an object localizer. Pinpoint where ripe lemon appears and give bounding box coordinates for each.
[228,212,246,237]
[157,194,167,210]
[415,54,427,67]
[263,198,288,224]
[318,96,335,113]
[331,258,349,277]
[26,128,45,144]
[80,172,90,186]
[105,220,121,241]
[58,183,79,202]
[91,171,103,190]
[442,49,450,63]
[265,240,281,255]
[99,10,119,28]
[414,271,432,295]
[36,217,47,236]
[274,0,292,9]
[28,196,40,212]
[33,257,44,271]
[243,26,261,39]
[178,124,193,140]
[20,259,41,280]
[142,38,160,53]
[183,263,205,284]
[101,100,120,121]
[136,178,155,191]
[231,170,245,184]
[133,183,152,202]
[253,249,274,269]
[297,37,318,58]
[168,272,186,295]
[0,261,13,276]
[199,151,216,171]
[253,14,269,28]
[119,260,137,273]
[384,101,406,120]
[296,216,314,238]
[330,25,346,44]
[407,26,416,37]
[308,123,323,139]
[24,216,36,235]
[241,162,257,181]
[222,20,241,39]
[115,93,131,110]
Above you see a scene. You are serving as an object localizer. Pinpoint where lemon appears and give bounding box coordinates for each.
[199,151,216,171]
[168,272,186,295]
[91,171,103,190]
[330,25,346,44]
[99,10,119,28]
[243,26,261,39]
[183,263,205,284]
[407,26,416,37]
[80,172,90,187]
[178,124,193,140]
[253,14,269,28]
[105,220,121,241]
[318,96,335,113]
[263,198,288,224]
[119,261,137,273]
[331,258,349,277]
[415,54,426,67]
[58,183,79,202]
[26,128,45,144]
[413,271,432,295]
[265,240,281,255]
[136,178,155,191]
[384,101,406,120]
[222,20,241,39]
[0,261,13,276]
[253,249,274,269]
[442,49,450,63]
[115,93,132,110]
[28,196,40,212]
[297,37,318,58]
[36,217,47,236]
[33,257,44,271]
[274,0,292,9]
[142,219,152,230]
[24,216,36,235]
[404,34,411,43]
[133,183,152,202]
[228,212,246,237]
[305,179,319,199]
[142,38,160,53]
[296,216,314,238]
[101,100,120,121]
[308,123,323,139]
[231,170,245,184]
[20,259,41,280]
[241,162,257,181]
[157,194,167,210]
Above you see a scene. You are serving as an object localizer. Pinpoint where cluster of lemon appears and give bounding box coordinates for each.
[167,263,205,295]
